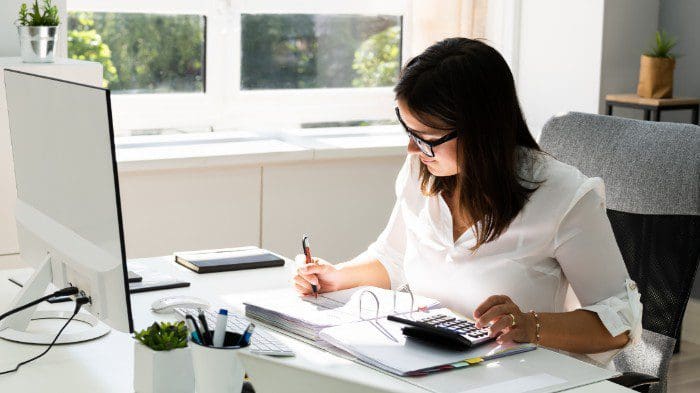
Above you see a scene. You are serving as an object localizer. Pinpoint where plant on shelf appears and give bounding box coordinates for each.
[637,30,679,99]
[134,321,189,351]
[18,0,60,27]
[644,30,678,59]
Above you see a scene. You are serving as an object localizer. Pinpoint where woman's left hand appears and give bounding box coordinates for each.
[473,295,534,345]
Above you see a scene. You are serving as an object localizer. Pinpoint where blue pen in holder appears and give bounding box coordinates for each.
[190,331,251,393]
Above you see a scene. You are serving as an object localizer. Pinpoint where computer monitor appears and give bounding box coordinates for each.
[0,69,133,344]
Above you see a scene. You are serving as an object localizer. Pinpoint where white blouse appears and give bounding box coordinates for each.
[367,150,642,362]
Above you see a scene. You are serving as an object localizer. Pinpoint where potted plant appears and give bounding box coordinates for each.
[16,0,60,63]
[133,321,195,393]
[637,30,678,99]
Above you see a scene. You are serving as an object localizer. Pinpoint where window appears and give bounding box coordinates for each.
[66,0,409,136]
[68,12,206,93]
[240,14,401,90]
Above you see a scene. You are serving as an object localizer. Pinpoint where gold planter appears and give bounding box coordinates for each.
[637,54,675,98]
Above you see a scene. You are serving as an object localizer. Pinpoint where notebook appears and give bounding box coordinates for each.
[174,246,285,273]
[243,286,440,343]
[127,261,190,293]
[319,307,536,376]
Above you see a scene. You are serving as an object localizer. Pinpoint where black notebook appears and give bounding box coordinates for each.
[174,247,285,274]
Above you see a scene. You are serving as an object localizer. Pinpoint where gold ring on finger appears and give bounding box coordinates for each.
[509,313,516,327]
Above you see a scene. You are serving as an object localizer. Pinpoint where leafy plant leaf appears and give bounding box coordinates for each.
[17,0,60,27]
[644,30,678,59]
[134,321,189,351]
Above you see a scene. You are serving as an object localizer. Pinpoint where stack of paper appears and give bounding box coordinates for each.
[243,286,440,342]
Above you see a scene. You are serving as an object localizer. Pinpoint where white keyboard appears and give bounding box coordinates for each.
[174,307,295,357]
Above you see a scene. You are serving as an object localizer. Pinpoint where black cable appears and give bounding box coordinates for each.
[0,287,79,322]
[0,295,90,376]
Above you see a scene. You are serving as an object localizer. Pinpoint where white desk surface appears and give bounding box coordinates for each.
[0,256,633,393]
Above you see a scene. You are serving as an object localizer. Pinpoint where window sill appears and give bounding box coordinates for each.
[115,125,408,172]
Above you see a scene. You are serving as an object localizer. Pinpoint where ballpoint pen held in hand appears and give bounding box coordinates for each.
[302,234,318,298]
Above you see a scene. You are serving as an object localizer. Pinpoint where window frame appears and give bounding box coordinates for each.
[67,0,412,135]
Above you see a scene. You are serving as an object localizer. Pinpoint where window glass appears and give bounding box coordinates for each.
[68,12,206,93]
[241,14,401,90]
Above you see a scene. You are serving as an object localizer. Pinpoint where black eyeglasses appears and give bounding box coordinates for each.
[395,107,458,158]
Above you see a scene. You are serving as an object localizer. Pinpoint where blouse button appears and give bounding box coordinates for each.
[628,282,637,290]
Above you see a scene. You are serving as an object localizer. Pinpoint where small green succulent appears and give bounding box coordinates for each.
[644,30,678,59]
[134,321,189,351]
[18,0,60,27]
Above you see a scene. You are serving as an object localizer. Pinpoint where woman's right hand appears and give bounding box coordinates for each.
[292,255,346,296]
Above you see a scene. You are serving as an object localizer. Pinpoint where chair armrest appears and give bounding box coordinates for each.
[609,371,660,392]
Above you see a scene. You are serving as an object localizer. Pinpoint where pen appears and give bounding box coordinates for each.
[185,314,203,345]
[198,310,212,346]
[302,234,318,298]
[236,323,256,346]
[212,308,228,348]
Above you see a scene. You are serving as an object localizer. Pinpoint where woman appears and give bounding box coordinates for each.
[293,38,641,361]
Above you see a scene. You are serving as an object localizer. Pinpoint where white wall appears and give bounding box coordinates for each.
[516,0,661,139]
[516,0,606,139]
[0,0,67,58]
[0,1,25,56]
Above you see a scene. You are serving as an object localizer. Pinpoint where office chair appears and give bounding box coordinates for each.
[539,111,700,393]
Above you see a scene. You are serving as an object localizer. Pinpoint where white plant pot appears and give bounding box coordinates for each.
[133,342,195,393]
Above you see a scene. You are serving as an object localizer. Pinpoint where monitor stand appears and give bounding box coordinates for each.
[0,255,110,344]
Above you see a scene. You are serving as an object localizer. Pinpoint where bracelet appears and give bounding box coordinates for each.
[529,310,541,345]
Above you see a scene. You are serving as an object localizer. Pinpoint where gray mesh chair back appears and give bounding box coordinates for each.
[539,112,700,393]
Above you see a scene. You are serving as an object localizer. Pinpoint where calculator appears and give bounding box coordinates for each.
[387,309,493,350]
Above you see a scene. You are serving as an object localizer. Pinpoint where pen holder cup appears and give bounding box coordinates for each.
[190,332,250,393]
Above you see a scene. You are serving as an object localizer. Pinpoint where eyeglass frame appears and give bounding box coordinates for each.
[395,107,459,158]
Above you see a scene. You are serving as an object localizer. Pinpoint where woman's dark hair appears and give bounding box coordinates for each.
[394,37,541,251]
